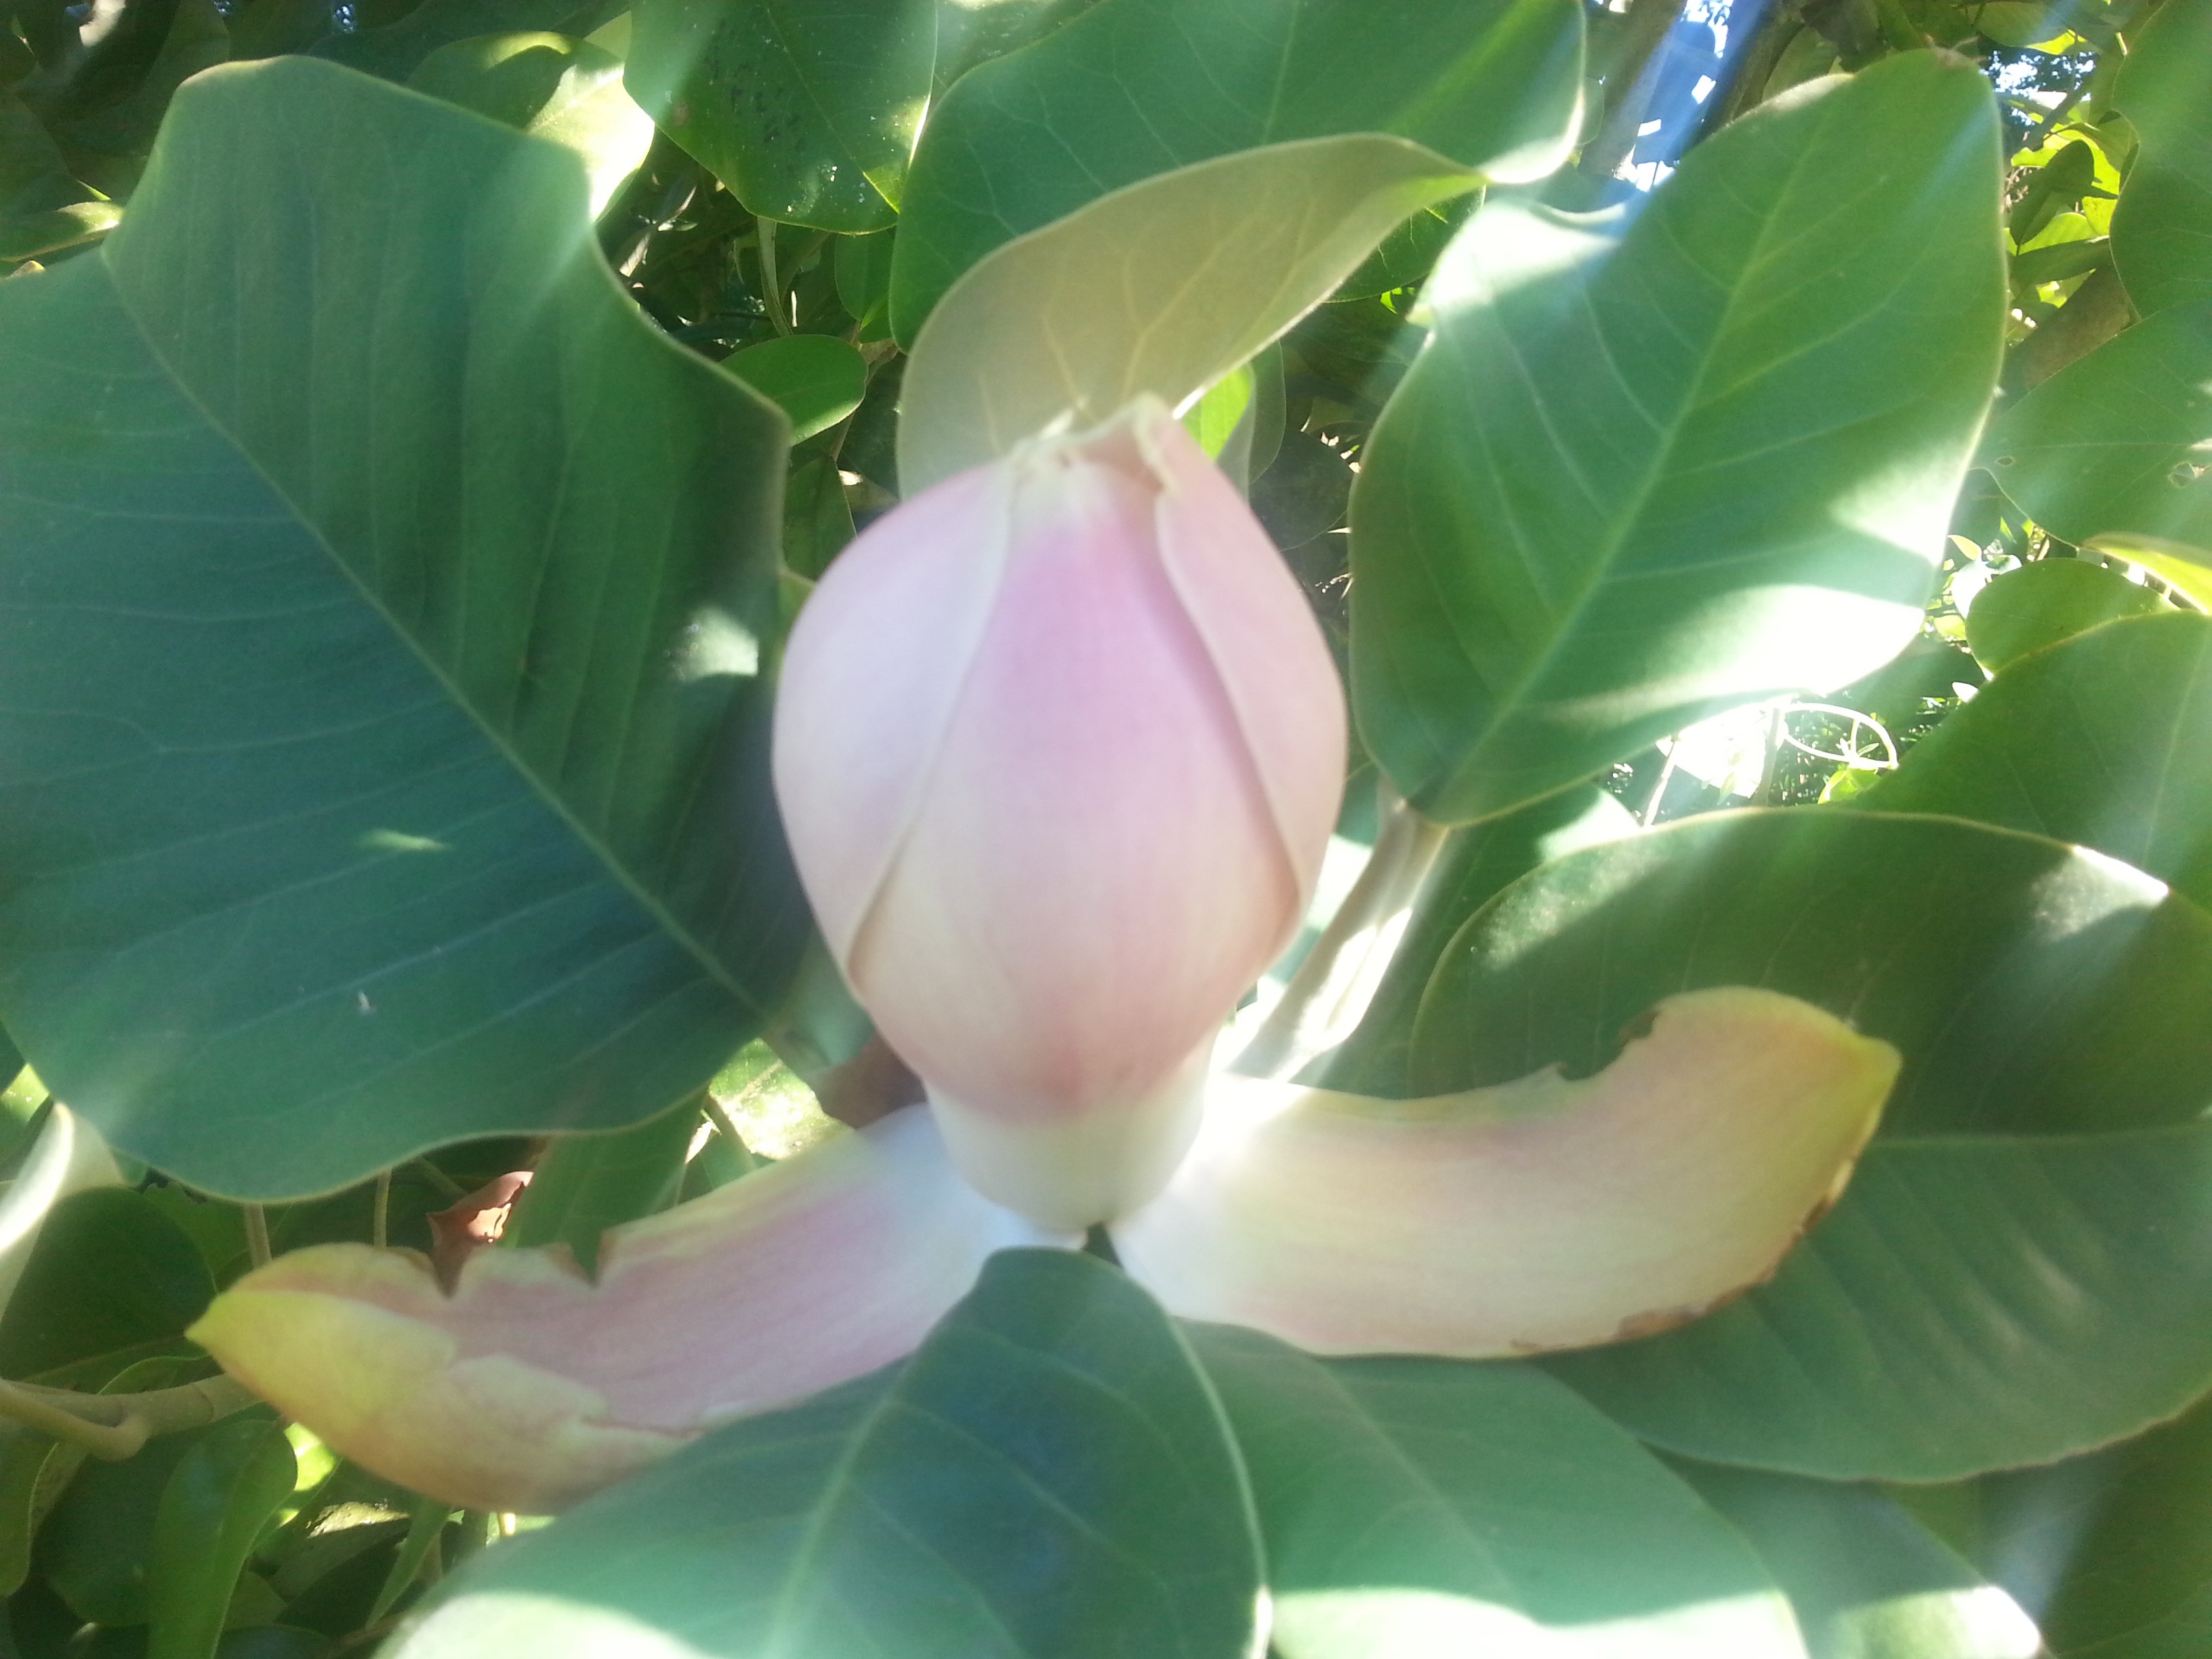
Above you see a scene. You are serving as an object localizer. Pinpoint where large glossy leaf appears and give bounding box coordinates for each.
[1187,1324,1808,1659]
[1409,809,2212,1138]
[2108,0,2212,316]
[0,58,807,1198]
[146,1417,298,1659]
[888,0,1584,342]
[1349,54,2005,823]
[897,136,1478,493]
[389,1250,1263,1659]
[1980,302,2212,548]
[1960,558,2167,673]
[624,0,934,231]
[1971,1386,2212,1656]
[1867,612,2212,910]
[0,1189,211,1380]
[1544,1122,2212,1480]
[1670,1460,2041,1659]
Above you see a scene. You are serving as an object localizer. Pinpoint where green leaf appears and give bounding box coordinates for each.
[624,0,935,232]
[780,451,857,581]
[1980,302,2212,548]
[390,1250,1263,1659]
[1187,1324,1807,1659]
[890,0,1585,342]
[1350,53,2005,823]
[897,136,1479,493]
[0,58,808,1199]
[1961,557,2169,672]
[501,1095,702,1275]
[1545,1122,2212,1479]
[831,228,893,337]
[0,1190,212,1380]
[41,1416,222,1626]
[146,1418,298,1659]
[407,33,655,214]
[1668,1459,2040,1659]
[1308,783,1635,1097]
[0,1355,192,1599]
[1969,1387,2212,1656]
[316,0,622,82]
[724,334,867,441]
[1867,612,2212,910]
[2108,0,2212,316]
[1410,808,2212,1137]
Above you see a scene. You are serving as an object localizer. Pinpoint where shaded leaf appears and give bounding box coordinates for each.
[1671,1460,2040,1659]
[407,32,654,214]
[389,1250,1264,1659]
[1961,557,2167,672]
[501,1095,701,1275]
[624,0,934,231]
[1980,301,2212,549]
[724,334,867,441]
[1189,1323,1809,1659]
[2108,0,2212,316]
[0,1189,211,1380]
[1351,54,2005,822]
[0,58,806,1197]
[1410,808,2212,1138]
[1545,1122,2212,1479]
[897,136,1477,492]
[146,1418,297,1659]
[1867,611,2212,910]
[891,0,1585,340]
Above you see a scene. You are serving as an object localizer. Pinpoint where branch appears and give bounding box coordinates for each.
[1232,793,1450,1082]
[0,1372,261,1460]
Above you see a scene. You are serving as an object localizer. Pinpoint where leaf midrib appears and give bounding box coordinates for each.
[94,246,765,1018]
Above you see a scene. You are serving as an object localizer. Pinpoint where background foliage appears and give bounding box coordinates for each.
[1,0,2209,1652]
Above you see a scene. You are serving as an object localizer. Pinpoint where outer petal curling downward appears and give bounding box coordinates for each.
[1112,987,1899,1357]
[188,1108,1066,1513]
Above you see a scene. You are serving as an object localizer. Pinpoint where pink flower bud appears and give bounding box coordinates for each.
[773,397,1347,1229]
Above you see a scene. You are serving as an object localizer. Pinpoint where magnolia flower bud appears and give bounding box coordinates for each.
[773,397,1346,1230]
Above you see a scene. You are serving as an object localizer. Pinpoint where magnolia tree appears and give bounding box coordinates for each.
[0,0,2209,1652]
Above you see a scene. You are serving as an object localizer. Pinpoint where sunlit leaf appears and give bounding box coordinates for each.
[1190,1324,1810,1659]
[2108,0,2212,316]
[1351,54,2005,822]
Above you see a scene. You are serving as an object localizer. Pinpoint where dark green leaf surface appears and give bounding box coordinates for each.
[626,0,934,230]
[1189,1324,1807,1658]
[724,334,867,441]
[318,0,620,81]
[1962,558,2167,672]
[1308,783,1635,1097]
[1351,54,2005,822]
[40,1420,220,1626]
[501,1095,701,1274]
[392,1251,1263,1658]
[1546,1123,2212,1480]
[2108,0,2212,316]
[889,0,1584,341]
[1971,1387,2212,1656]
[0,59,808,1197]
[1410,808,2212,1139]
[1980,301,2212,548]
[146,1418,297,1659]
[0,1190,211,1380]
[1670,1460,2039,1659]
[1869,611,2212,910]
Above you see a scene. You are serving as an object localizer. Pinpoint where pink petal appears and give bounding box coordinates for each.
[189,1108,1067,1511]
[1113,987,1899,1356]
